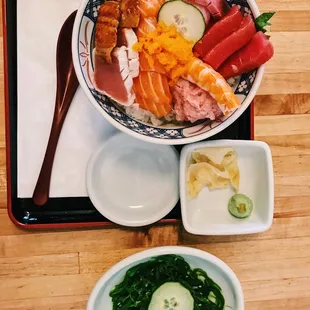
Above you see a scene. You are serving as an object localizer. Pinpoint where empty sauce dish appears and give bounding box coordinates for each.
[86,133,179,227]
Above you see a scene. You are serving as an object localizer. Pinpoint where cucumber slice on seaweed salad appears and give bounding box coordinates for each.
[158,0,206,43]
[148,282,194,310]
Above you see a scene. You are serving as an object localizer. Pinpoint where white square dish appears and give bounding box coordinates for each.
[180,140,274,235]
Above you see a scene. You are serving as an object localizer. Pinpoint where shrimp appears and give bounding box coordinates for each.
[183,58,240,115]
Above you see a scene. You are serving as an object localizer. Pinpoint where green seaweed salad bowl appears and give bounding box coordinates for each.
[87,246,244,310]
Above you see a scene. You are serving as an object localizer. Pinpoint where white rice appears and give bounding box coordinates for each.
[125,104,164,126]
[227,77,237,88]
[125,104,177,126]
[164,111,176,122]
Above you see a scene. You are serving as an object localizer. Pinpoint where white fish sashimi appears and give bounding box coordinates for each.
[112,47,135,106]
[122,28,139,60]
[118,28,140,77]
[129,58,139,78]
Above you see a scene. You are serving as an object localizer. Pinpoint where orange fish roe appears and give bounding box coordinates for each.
[133,21,196,83]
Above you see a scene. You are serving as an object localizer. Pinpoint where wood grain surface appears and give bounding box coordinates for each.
[1,0,310,309]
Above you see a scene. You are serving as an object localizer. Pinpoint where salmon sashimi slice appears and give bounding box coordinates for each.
[139,51,166,74]
[133,73,164,115]
[201,6,243,56]
[136,17,165,73]
[136,17,157,38]
[151,72,172,112]
[138,0,165,18]
[133,71,172,117]
[133,73,156,112]
[183,58,240,115]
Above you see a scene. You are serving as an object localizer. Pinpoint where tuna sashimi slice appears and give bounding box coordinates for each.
[193,40,203,57]
[203,16,256,70]
[185,0,210,6]
[218,31,274,79]
[206,0,230,20]
[201,6,243,56]
[184,0,211,25]
[94,54,130,104]
[187,0,229,19]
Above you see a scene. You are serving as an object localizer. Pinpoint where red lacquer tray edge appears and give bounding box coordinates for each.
[2,0,255,230]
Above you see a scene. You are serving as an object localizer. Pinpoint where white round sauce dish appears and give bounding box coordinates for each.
[86,133,180,227]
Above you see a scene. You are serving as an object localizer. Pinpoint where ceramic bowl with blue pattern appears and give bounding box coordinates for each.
[72,0,264,145]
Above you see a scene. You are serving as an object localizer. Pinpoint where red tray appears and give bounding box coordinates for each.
[2,0,254,229]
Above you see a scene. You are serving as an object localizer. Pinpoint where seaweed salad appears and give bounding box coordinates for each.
[110,254,225,309]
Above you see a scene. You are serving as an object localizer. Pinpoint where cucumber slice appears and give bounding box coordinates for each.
[148,282,194,310]
[228,193,253,219]
[158,0,206,43]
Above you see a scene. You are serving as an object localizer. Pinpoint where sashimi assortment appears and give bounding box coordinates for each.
[93,0,275,126]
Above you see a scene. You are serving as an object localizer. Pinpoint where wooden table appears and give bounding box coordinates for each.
[1,1,309,309]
